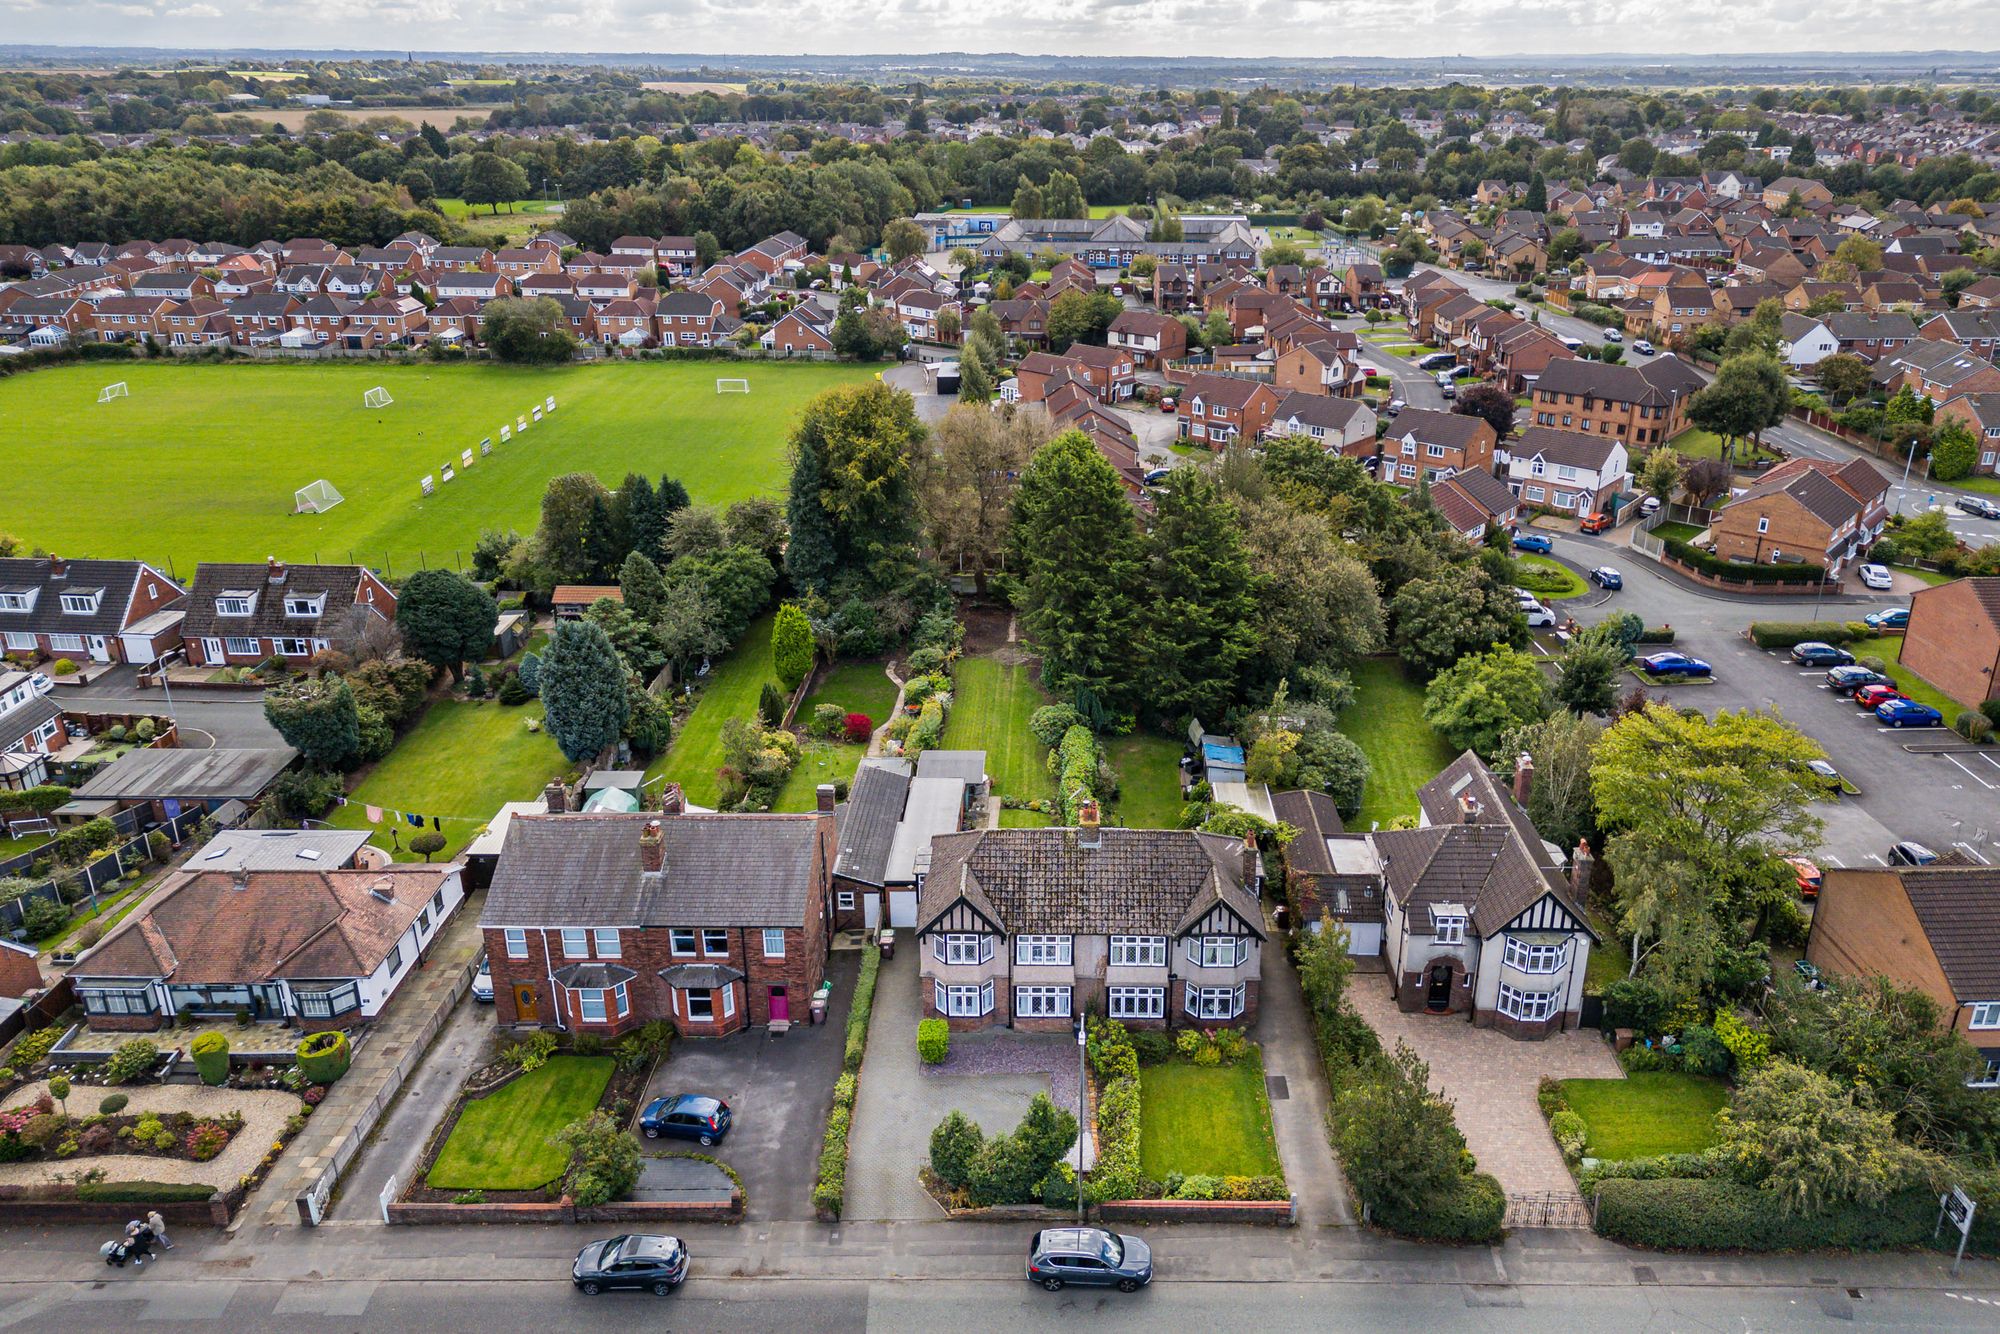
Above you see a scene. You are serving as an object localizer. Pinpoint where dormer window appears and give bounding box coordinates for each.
[60,591,101,615]
[0,589,32,613]
[1431,911,1466,946]
[285,595,326,618]
[216,591,256,616]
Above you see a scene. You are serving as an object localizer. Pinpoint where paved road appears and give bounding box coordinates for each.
[54,667,282,749]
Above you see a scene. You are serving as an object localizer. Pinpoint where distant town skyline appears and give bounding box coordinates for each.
[0,0,1985,65]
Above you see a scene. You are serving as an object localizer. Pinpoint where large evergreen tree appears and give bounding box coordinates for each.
[783,382,922,595]
[784,422,839,594]
[262,676,363,769]
[1142,468,1260,720]
[396,568,498,683]
[538,619,631,763]
[1009,432,1144,706]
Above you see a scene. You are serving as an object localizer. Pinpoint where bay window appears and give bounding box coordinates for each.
[1185,935,1248,968]
[1502,936,1569,974]
[578,989,607,1023]
[1184,983,1246,1020]
[1496,983,1561,1022]
[933,933,992,965]
[934,979,995,1017]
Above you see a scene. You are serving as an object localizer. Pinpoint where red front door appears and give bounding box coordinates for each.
[769,986,789,1023]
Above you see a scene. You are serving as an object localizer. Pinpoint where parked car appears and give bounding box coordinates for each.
[1027,1228,1153,1293]
[1789,642,1855,667]
[1579,511,1612,534]
[1638,495,1662,516]
[1521,600,1557,628]
[1956,496,2000,520]
[1511,531,1553,553]
[638,1094,732,1146]
[1632,339,1656,356]
[1864,607,1909,630]
[1858,563,1894,591]
[1854,683,1906,710]
[27,672,52,696]
[1384,398,1406,417]
[1142,467,1171,487]
[572,1234,688,1296]
[1557,335,1583,352]
[1805,758,1846,793]
[1417,351,1458,371]
[1784,856,1823,899]
[1437,377,1457,401]
[1159,397,1177,414]
[1637,651,1712,678]
[470,955,493,1003]
[1825,666,1893,696]
[1589,566,1623,590]
[1888,841,1939,866]
[1877,698,1944,727]
[1601,327,1623,343]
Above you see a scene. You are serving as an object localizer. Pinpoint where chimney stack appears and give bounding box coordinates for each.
[1241,834,1260,895]
[639,819,664,874]
[1513,752,1534,805]
[1458,794,1482,825]
[816,783,837,815]
[659,783,685,816]
[266,556,287,583]
[1077,799,1101,848]
[47,554,66,579]
[543,780,568,814]
[1571,841,1594,895]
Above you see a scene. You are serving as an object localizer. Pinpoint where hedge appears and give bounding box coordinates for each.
[77,1180,217,1203]
[1369,1170,1507,1243]
[812,1072,857,1219]
[1747,621,1869,650]
[916,1017,949,1065]
[296,1031,350,1084]
[843,945,881,1074]
[1084,1018,1143,1203]
[1635,626,1676,644]
[1595,1177,1946,1252]
[1666,538,1824,585]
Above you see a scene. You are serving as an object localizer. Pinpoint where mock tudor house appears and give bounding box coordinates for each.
[0,556,186,665]
[181,560,396,668]
[915,805,1266,1032]
[69,861,463,1032]
[482,794,836,1037]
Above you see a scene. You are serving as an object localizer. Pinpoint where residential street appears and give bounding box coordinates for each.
[52,665,283,749]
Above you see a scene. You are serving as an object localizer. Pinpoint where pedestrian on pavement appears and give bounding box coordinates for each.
[124,1219,154,1268]
[147,1210,172,1250]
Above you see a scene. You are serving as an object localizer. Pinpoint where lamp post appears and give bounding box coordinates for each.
[1075,1017,1087,1225]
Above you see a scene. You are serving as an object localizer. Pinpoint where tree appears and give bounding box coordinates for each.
[1524,171,1547,213]
[1814,353,1872,406]
[618,550,664,622]
[783,381,923,597]
[1930,418,1979,483]
[1825,235,1882,282]
[1042,170,1087,219]
[881,217,926,262]
[263,676,362,769]
[1546,227,1584,268]
[1639,447,1684,503]
[654,576,727,676]
[831,305,903,361]
[955,353,992,403]
[1143,469,1261,720]
[1453,382,1515,442]
[1553,631,1625,716]
[771,602,815,690]
[1009,174,1044,220]
[1044,289,1120,352]
[1332,1042,1470,1215]
[914,404,1044,594]
[1502,710,1600,855]
[1717,1060,1926,1216]
[538,618,630,763]
[1010,431,1145,706]
[1688,353,1789,459]
[398,166,435,205]
[1421,644,1551,760]
[409,830,447,861]
[481,296,577,365]
[395,568,497,684]
[1682,455,1734,507]
[535,472,615,585]
[460,151,531,214]
[1389,564,1526,679]
[947,246,979,274]
[552,1111,642,1208]
[586,598,667,680]
[1236,494,1385,681]
[936,306,961,344]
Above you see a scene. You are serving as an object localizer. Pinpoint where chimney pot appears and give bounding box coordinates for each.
[48,554,66,579]
[1459,794,1482,824]
[1571,840,1595,894]
[266,556,286,583]
[659,783,685,816]
[639,818,664,874]
[1241,833,1260,893]
[1513,752,1535,805]
[1077,799,1101,847]
[543,780,567,814]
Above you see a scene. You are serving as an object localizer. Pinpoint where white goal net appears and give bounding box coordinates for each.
[715,377,750,394]
[294,479,344,514]
[98,381,129,403]
[363,386,394,408]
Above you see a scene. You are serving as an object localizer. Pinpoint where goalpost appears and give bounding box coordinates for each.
[97,382,129,404]
[715,377,750,394]
[363,386,394,409]
[293,479,344,514]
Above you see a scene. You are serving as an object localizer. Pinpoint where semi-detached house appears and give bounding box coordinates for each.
[180,559,395,668]
[0,555,186,666]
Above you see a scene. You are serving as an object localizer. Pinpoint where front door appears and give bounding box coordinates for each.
[1425,964,1452,1012]
[769,986,790,1023]
[86,635,110,663]
[512,983,541,1024]
[863,892,881,929]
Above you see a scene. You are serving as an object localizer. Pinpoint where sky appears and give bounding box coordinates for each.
[0,0,1985,61]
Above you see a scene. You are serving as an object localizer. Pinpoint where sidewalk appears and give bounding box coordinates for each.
[1254,935,1354,1227]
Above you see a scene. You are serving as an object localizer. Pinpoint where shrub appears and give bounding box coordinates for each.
[843,945,881,1074]
[503,1031,557,1074]
[1956,710,1994,743]
[497,672,532,706]
[1747,621,1858,649]
[1548,1110,1589,1160]
[106,1039,160,1085]
[917,1017,949,1065]
[98,1094,129,1116]
[296,1031,351,1084]
[1371,1170,1507,1243]
[51,658,77,676]
[1537,1077,1570,1119]
[185,1120,231,1162]
[9,1027,60,1068]
[1029,704,1085,748]
[75,1180,215,1203]
[1600,976,1670,1035]
[813,1072,857,1218]
[843,712,873,744]
[572,1033,604,1058]
[189,1031,230,1086]
[1670,541,1823,586]
[1212,1027,1247,1065]
[1676,1023,1732,1076]
[1711,1010,1769,1072]
[19,896,65,941]
[1129,1029,1175,1066]
[928,1109,984,1189]
[1634,626,1676,644]
[1592,1176,1951,1251]
[552,1111,642,1208]
[811,702,847,738]
[1175,1029,1206,1060]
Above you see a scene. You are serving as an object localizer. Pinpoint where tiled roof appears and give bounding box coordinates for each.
[181,562,383,640]
[834,760,911,886]
[1270,790,1343,876]
[0,557,180,637]
[1393,407,1492,452]
[1898,868,2000,998]
[1512,426,1622,471]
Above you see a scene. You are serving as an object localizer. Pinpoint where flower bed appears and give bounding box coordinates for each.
[0,1092,246,1169]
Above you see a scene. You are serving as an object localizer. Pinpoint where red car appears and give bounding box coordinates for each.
[1854,683,1905,710]
[1784,856,1822,899]
[1579,512,1612,534]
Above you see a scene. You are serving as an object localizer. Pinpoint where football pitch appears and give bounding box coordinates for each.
[0,359,870,576]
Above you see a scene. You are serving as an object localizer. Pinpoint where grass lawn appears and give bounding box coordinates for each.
[1137,1050,1284,1180]
[328,699,570,859]
[1667,428,1775,466]
[1107,733,1185,828]
[0,361,870,574]
[645,614,777,810]
[944,656,1051,807]
[1888,563,1953,586]
[801,660,899,732]
[0,831,50,862]
[1848,635,1973,715]
[430,196,564,220]
[1558,1072,1728,1161]
[1585,914,1628,996]
[426,1055,614,1192]
[1515,554,1587,599]
[762,659,900,812]
[1338,658,1457,831]
[999,807,1052,827]
[1653,520,1705,544]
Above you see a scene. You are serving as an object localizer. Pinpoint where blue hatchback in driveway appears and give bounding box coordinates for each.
[639,1094,732,1145]
[1511,532,1553,553]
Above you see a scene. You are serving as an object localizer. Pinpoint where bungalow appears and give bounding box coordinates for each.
[181,560,396,668]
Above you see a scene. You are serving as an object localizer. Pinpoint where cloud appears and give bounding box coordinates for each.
[165,2,222,14]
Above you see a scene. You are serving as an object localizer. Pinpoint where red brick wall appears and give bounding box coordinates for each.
[1903,580,2000,705]
[1709,491,1835,567]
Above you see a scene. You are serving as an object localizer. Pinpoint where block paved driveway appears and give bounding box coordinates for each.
[1346,976,1621,1199]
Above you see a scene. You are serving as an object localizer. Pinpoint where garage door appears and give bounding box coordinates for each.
[888,890,917,928]
[1344,923,1383,956]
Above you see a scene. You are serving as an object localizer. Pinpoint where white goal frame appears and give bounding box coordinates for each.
[715,377,751,394]
[98,381,129,403]
[294,478,344,514]
[363,386,394,408]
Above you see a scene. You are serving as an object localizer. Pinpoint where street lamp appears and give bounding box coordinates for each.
[1074,1017,1088,1224]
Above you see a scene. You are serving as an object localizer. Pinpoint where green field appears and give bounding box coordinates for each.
[1108,733,1185,828]
[1137,1050,1284,1180]
[328,699,572,859]
[427,1055,613,1191]
[1558,1073,1727,1161]
[0,361,869,574]
[944,656,1051,808]
[1338,658,1458,831]
[430,196,564,219]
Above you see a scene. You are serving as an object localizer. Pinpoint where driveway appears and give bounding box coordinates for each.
[1346,973,1621,1200]
[55,665,283,749]
[639,949,857,1222]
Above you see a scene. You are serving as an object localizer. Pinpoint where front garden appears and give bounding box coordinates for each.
[427,1054,615,1192]
[1136,1037,1283,1181]
[1548,1072,1726,1162]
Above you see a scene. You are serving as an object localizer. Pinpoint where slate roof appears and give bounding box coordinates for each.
[1272,391,1371,434]
[915,750,986,784]
[180,562,387,641]
[1416,751,1564,879]
[482,812,827,929]
[1269,790,1344,877]
[1511,426,1623,471]
[1897,868,2000,998]
[1392,407,1492,452]
[0,691,61,742]
[834,760,911,886]
[0,557,181,638]
[1533,357,1676,407]
[915,827,1263,938]
[1725,463,1865,530]
[74,747,296,801]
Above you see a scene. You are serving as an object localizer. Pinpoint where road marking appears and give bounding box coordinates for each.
[1822,854,1845,868]
[1865,853,1888,865]
[1955,842,1991,865]
[1944,756,1997,790]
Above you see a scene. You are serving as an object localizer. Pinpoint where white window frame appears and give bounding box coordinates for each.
[935,980,994,1017]
[578,988,606,1023]
[934,933,992,965]
[1503,936,1570,973]
[0,594,28,613]
[670,927,697,957]
[2,632,33,651]
[215,595,254,616]
[1432,914,1465,946]
[275,636,312,658]
[763,927,787,959]
[702,928,729,956]
[1757,516,1770,534]
[836,891,856,910]
[561,928,588,959]
[720,983,735,1019]
[1496,983,1561,1022]
[58,592,99,614]
[1014,934,1073,965]
[1184,984,1245,1020]
[48,633,86,653]
[503,928,527,960]
[1524,485,1545,502]
[686,988,714,1021]
[1185,935,1248,969]
[223,635,260,656]
[1109,936,1167,967]
[1973,1057,2000,1090]
[1970,1002,2000,1031]
[1014,985,1072,1018]
[1108,986,1165,1020]
[593,928,621,959]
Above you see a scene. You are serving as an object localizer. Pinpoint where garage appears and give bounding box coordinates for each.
[887,889,917,928]
[1344,922,1383,955]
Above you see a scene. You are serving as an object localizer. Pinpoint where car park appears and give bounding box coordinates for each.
[638,1094,732,1145]
[1956,496,2000,520]
[1877,698,1943,727]
[1824,666,1893,696]
[1784,856,1822,898]
[1858,563,1894,591]
[1853,683,1906,710]
[572,1234,689,1296]
[1864,608,1909,630]
[1579,511,1612,534]
[1888,841,1938,866]
[1589,566,1623,590]
[1026,1228,1153,1293]
[1637,651,1712,678]
[470,956,493,1003]
[1632,339,1656,356]
[1511,531,1553,553]
[1789,642,1855,667]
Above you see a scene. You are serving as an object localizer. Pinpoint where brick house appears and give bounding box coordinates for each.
[69,862,463,1032]
[1921,310,2000,361]
[1528,358,1690,448]
[1270,789,1385,953]
[763,306,835,354]
[481,798,836,1037]
[1107,309,1188,368]
[1060,343,1136,400]
[1429,469,1523,540]
[1901,577,2000,705]
[1877,340,2000,403]
[0,668,64,757]
[1176,372,1279,447]
[1273,338,1362,397]
[1505,426,1630,517]
[915,809,1266,1033]
[224,293,301,344]
[1265,391,1377,454]
[1823,311,1920,363]
[181,560,396,668]
[0,555,186,665]
[1806,865,2000,1086]
[1707,456,1890,578]
[1935,393,2000,475]
[88,295,173,341]
[1381,407,1496,485]
[656,291,720,347]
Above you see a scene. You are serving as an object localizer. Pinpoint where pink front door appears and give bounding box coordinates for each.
[769,987,790,1023]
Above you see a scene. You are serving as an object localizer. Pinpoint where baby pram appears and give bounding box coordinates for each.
[101,1222,154,1267]
[100,1237,132,1267]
